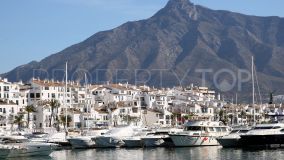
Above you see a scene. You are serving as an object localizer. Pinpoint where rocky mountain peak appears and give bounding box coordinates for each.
[167,0,193,6]
[163,0,198,20]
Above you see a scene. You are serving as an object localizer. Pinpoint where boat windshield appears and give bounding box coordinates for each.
[230,130,239,134]
[185,126,205,131]
[254,126,274,130]
[238,130,249,133]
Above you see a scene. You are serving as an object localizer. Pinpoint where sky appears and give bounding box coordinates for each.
[1,0,284,74]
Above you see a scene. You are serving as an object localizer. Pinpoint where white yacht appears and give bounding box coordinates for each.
[0,135,60,158]
[239,122,284,148]
[67,129,108,149]
[169,121,230,147]
[141,128,182,147]
[122,128,151,148]
[216,127,250,148]
[47,132,70,146]
[92,126,137,148]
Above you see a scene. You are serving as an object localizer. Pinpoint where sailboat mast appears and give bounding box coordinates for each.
[85,73,89,131]
[65,62,68,131]
[252,56,255,126]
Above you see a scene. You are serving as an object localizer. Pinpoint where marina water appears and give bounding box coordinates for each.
[17,147,284,160]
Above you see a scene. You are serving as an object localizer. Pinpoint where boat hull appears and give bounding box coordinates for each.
[240,134,284,148]
[68,137,96,149]
[141,137,173,147]
[170,135,219,147]
[93,137,124,148]
[123,139,142,148]
[216,138,241,148]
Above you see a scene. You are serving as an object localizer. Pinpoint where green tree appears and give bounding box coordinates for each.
[171,113,179,127]
[13,114,24,130]
[48,99,60,127]
[228,114,233,125]
[241,110,246,125]
[24,105,36,128]
[59,115,72,129]
[219,109,224,121]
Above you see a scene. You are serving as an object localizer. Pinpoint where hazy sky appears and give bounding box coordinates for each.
[1,0,284,73]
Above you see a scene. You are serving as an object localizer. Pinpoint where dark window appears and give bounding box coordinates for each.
[36,93,40,98]
[132,108,138,113]
[239,130,249,133]
[30,93,35,98]
[186,126,204,131]
[254,126,274,130]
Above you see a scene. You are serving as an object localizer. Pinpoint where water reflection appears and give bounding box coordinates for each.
[10,147,284,160]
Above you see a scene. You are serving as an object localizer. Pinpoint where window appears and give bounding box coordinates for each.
[208,127,215,132]
[3,108,6,113]
[30,93,35,98]
[120,109,125,113]
[186,126,204,131]
[103,115,108,121]
[0,108,2,112]
[36,93,40,98]
[215,127,222,132]
[45,87,49,90]
[254,126,274,130]
[132,108,138,113]
[239,130,249,133]
[230,130,239,134]
[4,86,9,91]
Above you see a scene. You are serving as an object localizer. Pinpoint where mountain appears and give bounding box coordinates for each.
[2,0,284,102]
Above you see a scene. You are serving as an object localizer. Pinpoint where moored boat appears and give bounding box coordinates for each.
[216,127,250,148]
[0,136,60,158]
[141,128,182,148]
[239,122,284,148]
[92,126,137,148]
[67,129,108,149]
[169,120,230,147]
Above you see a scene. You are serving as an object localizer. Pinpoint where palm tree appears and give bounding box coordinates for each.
[48,99,60,127]
[241,110,246,125]
[14,114,24,130]
[171,112,179,127]
[59,115,72,129]
[219,109,224,121]
[25,105,36,128]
